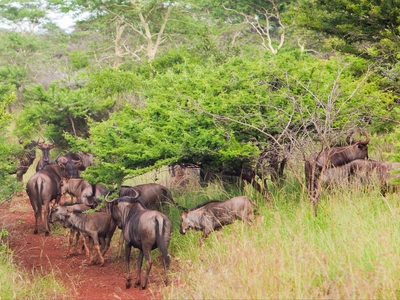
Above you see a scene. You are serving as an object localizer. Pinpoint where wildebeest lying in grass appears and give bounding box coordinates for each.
[106,196,172,290]
[180,196,257,246]
[50,203,91,257]
[61,209,116,266]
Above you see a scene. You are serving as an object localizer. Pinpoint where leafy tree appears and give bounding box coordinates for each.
[295,0,400,61]
[0,83,22,202]
[0,0,49,34]
[14,82,115,148]
[66,49,394,200]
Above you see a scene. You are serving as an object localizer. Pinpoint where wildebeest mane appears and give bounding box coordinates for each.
[117,196,147,209]
[190,200,222,211]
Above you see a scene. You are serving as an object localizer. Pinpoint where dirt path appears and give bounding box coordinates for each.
[0,193,164,300]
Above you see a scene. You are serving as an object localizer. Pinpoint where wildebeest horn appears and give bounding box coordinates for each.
[359,131,370,145]
[131,188,139,199]
[105,192,115,203]
[346,132,353,144]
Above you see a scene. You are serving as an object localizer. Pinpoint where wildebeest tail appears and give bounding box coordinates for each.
[35,179,44,221]
[155,217,170,268]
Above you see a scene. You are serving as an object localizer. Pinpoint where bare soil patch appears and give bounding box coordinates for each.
[0,192,165,300]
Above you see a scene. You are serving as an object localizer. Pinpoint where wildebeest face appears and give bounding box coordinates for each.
[179,211,194,234]
[59,178,69,195]
[50,204,66,223]
[38,142,56,163]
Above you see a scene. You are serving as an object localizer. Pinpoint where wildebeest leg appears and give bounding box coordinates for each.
[117,230,124,258]
[162,253,170,286]
[67,228,78,257]
[102,230,114,257]
[82,235,90,256]
[33,215,39,234]
[134,250,146,289]
[198,230,210,246]
[43,201,51,236]
[91,234,105,266]
[141,249,152,290]
[125,242,133,289]
[99,236,107,256]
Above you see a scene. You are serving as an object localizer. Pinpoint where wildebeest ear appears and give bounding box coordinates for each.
[183,208,189,213]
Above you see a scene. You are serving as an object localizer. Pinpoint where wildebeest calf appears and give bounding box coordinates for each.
[61,209,116,266]
[180,196,257,245]
[50,203,91,257]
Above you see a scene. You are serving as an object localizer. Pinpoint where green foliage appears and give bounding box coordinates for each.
[67,48,394,187]
[68,50,90,70]
[0,0,48,33]
[296,0,400,61]
[0,83,22,202]
[14,82,115,147]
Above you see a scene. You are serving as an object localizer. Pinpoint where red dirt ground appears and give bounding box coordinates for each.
[0,192,165,300]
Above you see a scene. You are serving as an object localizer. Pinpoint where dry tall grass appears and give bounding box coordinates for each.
[164,184,400,299]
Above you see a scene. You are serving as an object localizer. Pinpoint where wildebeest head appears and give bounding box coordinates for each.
[81,184,109,207]
[56,152,88,178]
[59,177,70,196]
[312,131,370,169]
[179,209,194,235]
[20,139,39,158]
[36,141,56,171]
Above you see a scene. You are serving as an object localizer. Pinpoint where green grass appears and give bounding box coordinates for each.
[163,183,400,299]
[2,170,399,299]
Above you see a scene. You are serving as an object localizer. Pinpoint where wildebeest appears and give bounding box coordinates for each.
[116,183,180,257]
[80,183,109,207]
[56,152,94,178]
[50,203,91,257]
[26,164,69,235]
[322,159,400,192]
[179,196,257,246]
[119,183,179,212]
[36,141,56,171]
[106,197,172,290]
[61,209,116,266]
[305,132,370,194]
[59,178,93,205]
[15,139,38,182]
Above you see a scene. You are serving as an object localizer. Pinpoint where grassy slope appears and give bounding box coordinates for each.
[163,182,400,299]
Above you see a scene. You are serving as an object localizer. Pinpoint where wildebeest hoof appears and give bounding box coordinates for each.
[33,229,38,234]
[140,285,146,290]
[45,232,50,236]
[126,279,132,289]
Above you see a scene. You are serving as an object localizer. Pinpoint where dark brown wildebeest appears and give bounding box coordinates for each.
[15,139,38,182]
[305,132,370,215]
[179,196,257,246]
[61,209,116,266]
[80,183,109,207]
[322,159,400,192]
[119,183,179,212]
[26,163,69,235]
[36,141,56,171]
[56,152,94,178]
[50,203,91,257]
[106,197,172,290]
[116,183,180,257]
[59,178,93,205]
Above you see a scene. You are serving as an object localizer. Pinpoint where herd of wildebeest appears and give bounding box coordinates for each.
[14,131,400,289]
